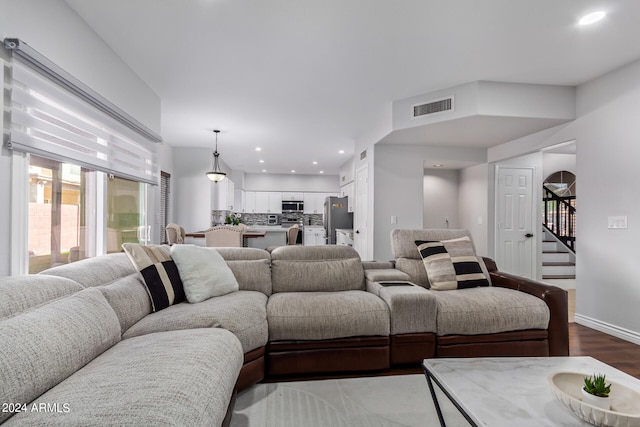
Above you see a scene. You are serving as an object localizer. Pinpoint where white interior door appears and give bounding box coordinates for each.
[496,166,535,278]
[354,165,368,259]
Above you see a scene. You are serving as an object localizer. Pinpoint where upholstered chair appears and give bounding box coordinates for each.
[205,225,244,247]
[286,224,299,245]
[165,223,185,245]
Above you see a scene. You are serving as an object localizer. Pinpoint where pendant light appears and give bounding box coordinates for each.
[206,129,227,182]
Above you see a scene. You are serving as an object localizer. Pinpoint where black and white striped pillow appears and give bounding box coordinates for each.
[122,243,185,312]
[416,236,490,290]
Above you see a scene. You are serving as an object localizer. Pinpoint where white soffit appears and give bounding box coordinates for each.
[382,81,576,148]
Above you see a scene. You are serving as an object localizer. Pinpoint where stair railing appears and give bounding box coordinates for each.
[542,185,576,252]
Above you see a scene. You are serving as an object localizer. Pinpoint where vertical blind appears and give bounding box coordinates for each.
[6,49,159,185]
[160,171,170,243]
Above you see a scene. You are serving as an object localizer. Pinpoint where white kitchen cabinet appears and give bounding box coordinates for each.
[303,226,326,246]
[234,189,245,213]
[282,192,304,201]
[340,182,355,213]
[244,191,256,213]
[268,192,282,213]
[254,191,282,213]
[303,192,327,214]
[211,179,234,211]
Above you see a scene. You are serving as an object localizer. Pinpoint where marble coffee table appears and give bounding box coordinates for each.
[423,356,640,427]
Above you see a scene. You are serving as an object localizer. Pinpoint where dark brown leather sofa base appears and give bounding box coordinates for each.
[390,333,436,365]
[267,336,390,377]
[236,347,265,392]
[436,329,549,357]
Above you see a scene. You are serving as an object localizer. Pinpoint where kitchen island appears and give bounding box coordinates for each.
[184,230,266,247]
[245,225,288,249]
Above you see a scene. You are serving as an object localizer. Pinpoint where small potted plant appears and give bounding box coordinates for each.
[582,373,611,409]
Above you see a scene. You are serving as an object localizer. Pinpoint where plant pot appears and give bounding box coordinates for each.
[581,387,610,410]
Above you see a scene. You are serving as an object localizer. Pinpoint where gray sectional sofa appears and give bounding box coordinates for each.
[0,230,568,426]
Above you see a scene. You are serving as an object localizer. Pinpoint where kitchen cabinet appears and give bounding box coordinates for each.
[303,192,326,214]
[244,191,256,213]
[255,191,282,213]
[282,192,304,201]
[340,182,355,213]
[234,189,245,213]
[211,179,234,211]
[303,226,326,246]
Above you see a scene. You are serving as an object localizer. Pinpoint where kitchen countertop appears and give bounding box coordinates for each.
[247,225,288,232]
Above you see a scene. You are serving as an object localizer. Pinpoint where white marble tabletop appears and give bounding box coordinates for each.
[423,356,640,427]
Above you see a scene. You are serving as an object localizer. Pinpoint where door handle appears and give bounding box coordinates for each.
[355,230,360,234]
[524,233,534,238]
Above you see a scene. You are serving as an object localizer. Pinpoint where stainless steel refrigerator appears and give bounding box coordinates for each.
[323,196,353,244]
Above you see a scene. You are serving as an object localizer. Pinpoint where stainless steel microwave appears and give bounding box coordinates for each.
[281,201,303,213]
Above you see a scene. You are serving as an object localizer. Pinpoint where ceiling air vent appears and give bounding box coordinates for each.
[413,96,453,118]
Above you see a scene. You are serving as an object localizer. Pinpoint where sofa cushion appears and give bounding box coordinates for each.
[366,282,437,335]
[216,247,273,296]
[271,246,364,292]
[432,287,550,336]
[98,273,152,334]
[416,236,490,290]
[0,275,83,320]
[123,290,268,353]
[170,244,239,303]
[391,229,475,260]
[39,252,136,287]
[267,290,390,341]
[122,243,185,312]
[4,328,243,427]
[0,288,121,424]
[364,268,411,284]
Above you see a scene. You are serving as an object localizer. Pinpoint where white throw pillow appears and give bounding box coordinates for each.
[170,244,239,303]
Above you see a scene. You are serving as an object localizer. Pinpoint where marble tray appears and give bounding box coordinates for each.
[548,371,640,427]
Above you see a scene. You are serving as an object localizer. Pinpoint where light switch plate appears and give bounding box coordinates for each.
[391,215,398,224]
[608,216,628,229]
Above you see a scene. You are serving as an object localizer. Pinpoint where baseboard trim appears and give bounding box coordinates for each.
[574,314,640,346]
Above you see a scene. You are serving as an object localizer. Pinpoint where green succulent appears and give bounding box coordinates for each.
[583,373,611,398]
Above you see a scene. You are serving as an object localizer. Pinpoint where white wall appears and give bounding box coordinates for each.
[458,163,489,256]
[423,169,458,230]
[0,0,161,275]
[487,58,640,344]
[173,148,215,233]
[372,144,486,261]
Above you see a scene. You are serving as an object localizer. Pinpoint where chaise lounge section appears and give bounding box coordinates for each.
[387,228,569,360]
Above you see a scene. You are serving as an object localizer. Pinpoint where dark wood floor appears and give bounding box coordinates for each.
[569,323,640,379]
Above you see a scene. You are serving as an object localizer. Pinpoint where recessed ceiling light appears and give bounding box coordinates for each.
[255,147,262,151]
[433,164,444,168]
[312,161,318,165]
[291,170,296,173]
[319,171,324,174]
[579,11,606,26]
[259,159,264,163]
[338,150,345,154]
[262,169,267,172]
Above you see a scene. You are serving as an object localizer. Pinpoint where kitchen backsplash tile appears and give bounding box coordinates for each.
[212,211,323,226]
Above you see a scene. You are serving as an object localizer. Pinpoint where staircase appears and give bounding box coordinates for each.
[542,228,575,279]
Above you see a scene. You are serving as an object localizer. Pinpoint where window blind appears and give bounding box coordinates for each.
[6,48,159,185]
[160,171,170,243]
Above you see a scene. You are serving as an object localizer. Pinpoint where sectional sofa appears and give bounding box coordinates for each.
[0,230,568,426]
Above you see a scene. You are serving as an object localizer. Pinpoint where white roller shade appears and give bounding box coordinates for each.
[8,61,159,185]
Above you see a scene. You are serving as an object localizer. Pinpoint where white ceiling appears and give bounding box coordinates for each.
[64,0,640,175]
